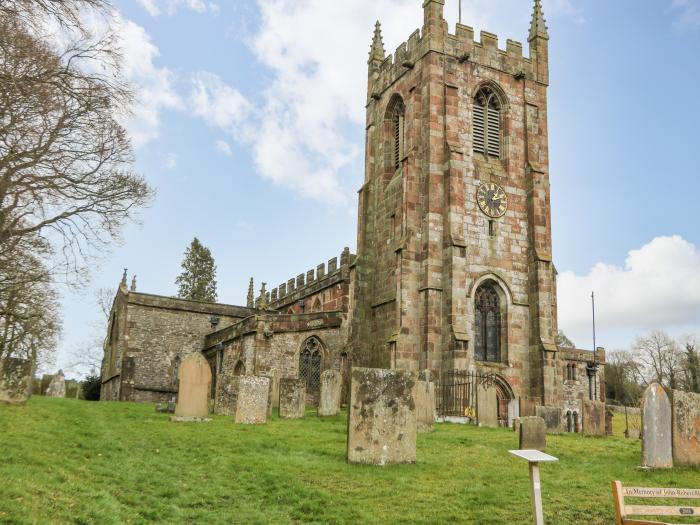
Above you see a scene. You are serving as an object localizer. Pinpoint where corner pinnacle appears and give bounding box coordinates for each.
[529,0,549,41]
[369,21,386,63]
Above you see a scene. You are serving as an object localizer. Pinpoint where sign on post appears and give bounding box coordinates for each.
[509,449,559,525]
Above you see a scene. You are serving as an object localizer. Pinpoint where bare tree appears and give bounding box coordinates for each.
[681,335,700,393]
[66,287,114,376]
[0,2,154,277]
[631,331,684,389]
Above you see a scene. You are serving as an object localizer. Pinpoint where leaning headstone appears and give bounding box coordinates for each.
[581,399,606,436]
[45,370,66,398]
[477,383,498,427]
[318,370,342,417]
[347,367,417,466]
[536,406,563,434]
[279,378,306,419]
[235,376,270,424]
[672,389,700,467]
[641,382,672,468]
[414,380,436,433]
[0,358,33,405]
[519,416,547,451]
[172,353,211,421]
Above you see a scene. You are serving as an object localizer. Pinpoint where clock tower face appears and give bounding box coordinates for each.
[476,182,508,218]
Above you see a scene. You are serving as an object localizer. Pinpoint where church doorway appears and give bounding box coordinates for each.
[493,375,515,427]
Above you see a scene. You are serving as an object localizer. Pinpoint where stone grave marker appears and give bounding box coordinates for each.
[266,369,280,417]
[0,358,33,405]
[45,370,66,398]
[172,353,211,421]
[641,382,672,468]
[507,399,520,428]
[672,389,700,467]
[477,383,498,427]
[235,376,270,424]
[581,399,605,436]
[535,406,563,434]
[414,379,436,433]
[318,370,342,417]
[519,416,547,451]
[347,367,417,466]
[279,378,306,419]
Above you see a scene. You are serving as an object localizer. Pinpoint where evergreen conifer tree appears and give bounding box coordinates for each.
[175,238,218,302]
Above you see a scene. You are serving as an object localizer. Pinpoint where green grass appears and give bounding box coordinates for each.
[0,398,697,525]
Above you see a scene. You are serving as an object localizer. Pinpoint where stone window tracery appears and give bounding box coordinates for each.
[299,337,322,393]
[473,86,502,158]
[474,282,501,363]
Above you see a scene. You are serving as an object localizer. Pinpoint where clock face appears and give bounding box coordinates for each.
[476,182,508,218]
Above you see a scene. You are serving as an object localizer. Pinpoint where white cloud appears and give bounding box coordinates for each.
[137,0,220,16]
[189,72,251,134]
[672,0,700,32]
[216,140,233,156]
[558,236,700,349]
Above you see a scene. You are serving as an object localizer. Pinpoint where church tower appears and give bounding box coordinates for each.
[351,0,562,408]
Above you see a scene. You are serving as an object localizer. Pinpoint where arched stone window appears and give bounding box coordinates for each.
[387,96,405,172]
[233,360,245,376]
[311,298,322,313]
[299,337,323,393]
[474,282,502,363]
[473,86,502,158]
[566,410,574,433]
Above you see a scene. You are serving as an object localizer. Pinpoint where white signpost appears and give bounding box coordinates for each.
[509,449,559,525]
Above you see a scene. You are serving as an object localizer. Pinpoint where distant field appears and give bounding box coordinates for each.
[0,398,697,524]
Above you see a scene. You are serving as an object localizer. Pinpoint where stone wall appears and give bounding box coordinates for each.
[101,285,253,402]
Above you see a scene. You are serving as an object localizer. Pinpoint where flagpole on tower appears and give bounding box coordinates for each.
[459,0,462,24]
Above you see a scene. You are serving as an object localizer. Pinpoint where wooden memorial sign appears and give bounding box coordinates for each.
[612,481,700,525]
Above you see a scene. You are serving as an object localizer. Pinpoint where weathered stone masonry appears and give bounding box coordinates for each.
[101,1,604,422]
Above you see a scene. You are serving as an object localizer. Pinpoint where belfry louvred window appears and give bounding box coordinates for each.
[391,100,405,171]
[474,282,501,363]
[473,87,502,158]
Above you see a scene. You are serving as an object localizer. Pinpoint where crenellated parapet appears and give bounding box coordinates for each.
[267,247,355,310]
[369,24,538,101]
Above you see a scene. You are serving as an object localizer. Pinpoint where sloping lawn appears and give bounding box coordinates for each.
[0,397,697,524]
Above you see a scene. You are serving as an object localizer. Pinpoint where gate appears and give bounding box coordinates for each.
[437,370,498,418]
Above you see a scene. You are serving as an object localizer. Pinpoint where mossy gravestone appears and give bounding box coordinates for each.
[235,376,269,425]
[318,370,342,417]
[45,370,65,398]
[581,400,605,436]
[672,389,700,467]
[0,358,33,405]
[641,382,672,468]
[519,416,547,451]
[415,380,436,433]
[535,406,562,434]
[347,368,417,466]
[279,378,305,419]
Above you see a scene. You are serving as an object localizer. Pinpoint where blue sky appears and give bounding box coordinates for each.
[56,0,700,376]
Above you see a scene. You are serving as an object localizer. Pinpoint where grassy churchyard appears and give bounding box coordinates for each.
[0,398,697,525]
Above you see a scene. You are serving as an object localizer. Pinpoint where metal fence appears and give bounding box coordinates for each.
[437,370,498,418]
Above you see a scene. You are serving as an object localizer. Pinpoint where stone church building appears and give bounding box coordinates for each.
[101,0,605,428]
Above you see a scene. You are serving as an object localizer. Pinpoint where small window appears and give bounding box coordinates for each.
[233,360,245,376]
[488,220,496,238]
[474,86,502,158]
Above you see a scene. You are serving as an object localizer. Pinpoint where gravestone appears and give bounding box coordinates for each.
[235,376,270,424]
[65,380,80,399]
[507,399,520,428]
[45,370,66,398]
[0,358,33,405]
[347,367,417,466]
[266,369,281,416]
[536,406,563,434]
[513,417,522,433]
[672,389,700,466]
[605,407,614,436]
[477,383,498,427]
[641,382,672,468]
[279,378,306,419]
[581,399,606,436]
[318,370,342,417]
[519,416,547,451]
[414,380,436,433]
[215,376,238,416]
[173,353,211,420]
